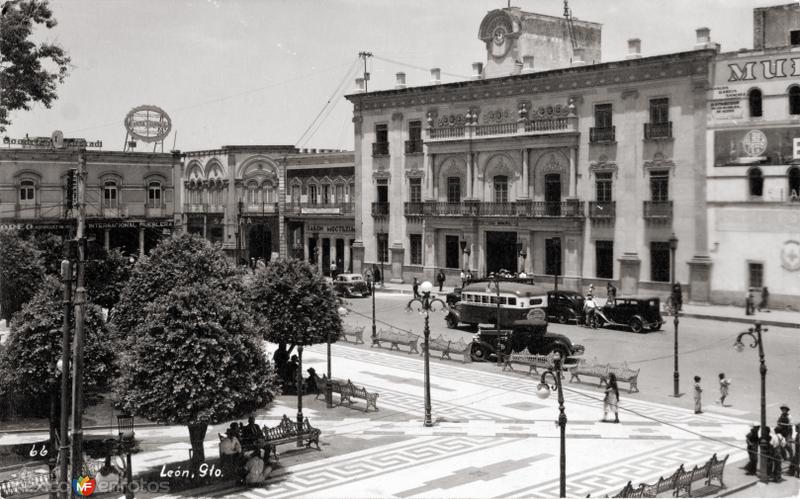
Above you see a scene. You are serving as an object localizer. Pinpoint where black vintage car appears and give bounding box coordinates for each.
[469,318,585,362]
[592,297,664,333]
[331,273,371,298]
[545,290,585,324]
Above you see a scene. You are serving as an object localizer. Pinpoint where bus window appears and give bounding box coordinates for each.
[531,298,543,305]
[481,295,489,304]
[508,297,516,306]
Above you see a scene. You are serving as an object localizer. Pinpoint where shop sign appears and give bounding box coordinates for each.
[0,220,173,231]
[781,240,800,272]
[124,105,172,142]
[713,127,800,166]
[2,136,102,149]
[726,57,800,82]
[306,224,355,233]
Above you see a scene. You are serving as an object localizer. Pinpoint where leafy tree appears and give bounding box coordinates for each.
[0,0,71,132]
[115,284,276,462]
[0,229,44,323]
[247,258,343,380]
[30,232,63,276]
[110,234,244,341]
[0,276,114,418]
[84,247,132,311]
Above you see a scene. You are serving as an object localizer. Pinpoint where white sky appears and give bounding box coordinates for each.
[3,0,785,152]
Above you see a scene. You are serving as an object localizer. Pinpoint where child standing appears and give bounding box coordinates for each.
[718,373,731,406]
[694,375,703,414]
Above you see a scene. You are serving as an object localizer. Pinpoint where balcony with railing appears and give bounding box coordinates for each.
[589,201,616,219]
[643,200,672,222]
[242,202,278,214]
[184,203,207,213]
[371,202,390,217]
[590,126,616,143]
[402,201,584,218]
[287,202,353,215]
[644,122,673,140]
[404,202,424,216]
[372,142,389,156]
[427,115,577,143]
[404,139,423,154]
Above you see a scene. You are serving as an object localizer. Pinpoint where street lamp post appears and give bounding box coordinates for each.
[669,233,680,398]
[536,352,567,498]
[734,322,770,483]
[326,305,349,409]
[48,359,59,499]
[493,272,502,367]
[379,228,385,288]
[406,281,446,427]
[57,255,72,499]
[367,274,377,345]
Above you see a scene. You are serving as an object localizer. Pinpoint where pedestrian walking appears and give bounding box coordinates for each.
[777,405,794,461]
[672,282,683,312]
[412,277,420,298]
[436,269,446,292]
[330,262,337,278]
[745,423,760,475]
[465,269,473,283]
[460,269,466,287]
[694,376,703,414]
[373,265,382,288]
[606,281,617,302]
[745,288,754,315]
[771,426,786,482]
[789,424,800,477]
[758,286,770,312]
[718,373,731,406]
[365,268,373,293]
[602,372,620,423]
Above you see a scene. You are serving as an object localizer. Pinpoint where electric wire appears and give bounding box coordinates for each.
[372,54,470,80]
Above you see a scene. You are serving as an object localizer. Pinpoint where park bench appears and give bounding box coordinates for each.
[313,374,347,400]
[610,454,727,498]
[259,415,321,461]
[340,381,380,412]
[568,358,641,393]
[339,324,365,344]
[640,467,680,497]
[425,335,470,363]
[372,328,419,353]
[503,350,562,376]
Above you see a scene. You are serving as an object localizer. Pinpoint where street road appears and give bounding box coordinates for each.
[344,293,800,425]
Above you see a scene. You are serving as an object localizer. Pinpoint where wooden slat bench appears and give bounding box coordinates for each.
[503,350,561,376]
[259,415,321,461]
[372,328,419,353]
[425,335,470,363]
[339,324,365,344]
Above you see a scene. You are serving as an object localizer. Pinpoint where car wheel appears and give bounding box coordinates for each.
[650,321,663,332]
[550,346,569,362]
[591,315,603,329]
[445,314,459,329]
[630,317,644,334]
[557,313,568,324]
[470,343,487,362]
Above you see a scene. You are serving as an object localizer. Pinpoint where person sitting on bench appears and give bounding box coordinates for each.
[244,448,273,485]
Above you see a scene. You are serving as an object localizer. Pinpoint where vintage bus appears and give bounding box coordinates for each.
[445,280,549,329]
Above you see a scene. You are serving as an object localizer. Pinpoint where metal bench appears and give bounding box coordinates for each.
[339,324,365,344]
[372,328,419,353]
[641,467,680,497]
[425,335,470,363]
[341,381,379,412]
[611,454,728,498]
[259,415,321,461]
[568,358,641,393]
[607,363,641,393]
[503,350,561,376]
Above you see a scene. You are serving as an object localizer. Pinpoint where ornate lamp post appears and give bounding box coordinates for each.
[406,281,446,427]
[669,233,680,398]
[536,351,567,498]
[366,273,377,344]
[492,273,503,367]
[734,322,769,483]
[116,415,135,499]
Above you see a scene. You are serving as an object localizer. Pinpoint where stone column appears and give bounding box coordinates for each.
[617,89,641,294]
[351,242,364,274]
[466,152,473,198]
[330,243,337,273]
[563,234,582,291]
[521,149,529,198]
[318,239,325,269]
[424,153,435,200]
[138,226,145,257]
[344,239,351,272]
[568,147,577,198]
[423,225,436,281]
[103,229,110,250]
[303,234,309,261]
[390,244,405,283]
[202,215,207,239]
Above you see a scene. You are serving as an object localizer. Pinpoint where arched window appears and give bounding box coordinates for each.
[788,167,800,201]
[19,180,35,203]
[321,183,331,204]
[247,182,258,205]
[748,167,763,197]
[493,175,508,203]
[789,86,800,115]
[308,184,318,205]
[103,181,118,208]
[148,181,162,208]
[748,88,763,118]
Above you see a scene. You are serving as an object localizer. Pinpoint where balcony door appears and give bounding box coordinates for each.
[486,231,517,274]
[249,225,272,262]
[544,174,561,216]
[545,237,562,276]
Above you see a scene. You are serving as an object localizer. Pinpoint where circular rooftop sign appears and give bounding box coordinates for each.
[124,105,172,142]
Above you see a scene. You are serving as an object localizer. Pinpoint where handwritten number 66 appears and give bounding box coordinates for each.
[29,444,48,457]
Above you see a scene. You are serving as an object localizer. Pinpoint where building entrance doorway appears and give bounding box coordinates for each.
[545,237,562,276]
[486,231,518,274]
[545,174,562,216]
[248,225,272,262]
[335,238,345,274]
[322,238,331,275]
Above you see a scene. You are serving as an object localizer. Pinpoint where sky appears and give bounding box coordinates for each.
[3,0,786,152]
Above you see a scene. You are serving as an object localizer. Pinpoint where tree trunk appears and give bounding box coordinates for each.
[187,423,208,467]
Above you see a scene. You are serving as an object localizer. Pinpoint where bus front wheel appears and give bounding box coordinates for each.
[470,343,488,362]
[445,315,459,329]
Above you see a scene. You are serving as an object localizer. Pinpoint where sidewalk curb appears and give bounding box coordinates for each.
[0,422,164,436]
[720,478,760,496]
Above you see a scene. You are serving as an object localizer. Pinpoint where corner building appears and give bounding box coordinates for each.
[347,7,714,301]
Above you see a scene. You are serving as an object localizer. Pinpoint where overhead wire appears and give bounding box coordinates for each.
[372,54,470,80]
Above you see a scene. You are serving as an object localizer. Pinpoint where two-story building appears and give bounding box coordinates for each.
[706,3,800,308]
[0,143,178,255]
[346,7,715,301]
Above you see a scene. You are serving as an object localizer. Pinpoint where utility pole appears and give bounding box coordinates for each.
[358,51,372,92]
[69,148,87,482]
[56,241,73,499]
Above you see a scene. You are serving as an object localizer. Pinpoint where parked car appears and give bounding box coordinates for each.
[592,297,663,333]
[545,290,585,324]
[469,318,585,362]
[332,273,371,298]
[446,287,462,306]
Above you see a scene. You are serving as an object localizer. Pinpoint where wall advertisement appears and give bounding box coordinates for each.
[713,127,800,167]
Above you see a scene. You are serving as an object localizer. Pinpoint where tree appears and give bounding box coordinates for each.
[0,229,44,323]
[0,0,71,132]
[247,258,343,380]
[0,276,114,418]
[115,284,276,462]
[84,247,132,311]
[110,234,244,342]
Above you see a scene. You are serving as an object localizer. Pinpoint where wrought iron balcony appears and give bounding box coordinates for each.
[589,126,616,143]
[372,142,389,156]
[644,122,673,140]
[404,202,424,216]
[401,201,584,218]
[371,202,390,216]
[643,200,673,221]
[589,201,616,218]
[404,139,423,154]
[427,115,577,143]
[286,202,353,215]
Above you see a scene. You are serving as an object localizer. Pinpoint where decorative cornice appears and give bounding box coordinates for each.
[643,153,676,175]
[372,170,391,181]
[589,157,619,178]
[404,169,424,179]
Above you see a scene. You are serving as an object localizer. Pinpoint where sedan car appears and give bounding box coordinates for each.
[545,290,585,324]
[332,273,371,298]
[592,297,663,333]
[469,318,585,362]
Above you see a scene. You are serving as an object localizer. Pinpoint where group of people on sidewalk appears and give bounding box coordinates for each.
[745,287,770,315]
[218,416,275,485]
[744,405,799,482]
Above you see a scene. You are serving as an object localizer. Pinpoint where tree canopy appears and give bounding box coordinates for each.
[248,258,343,347]
[0,0,71,132]
[0,276,114,417]
[0,229,44,323]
